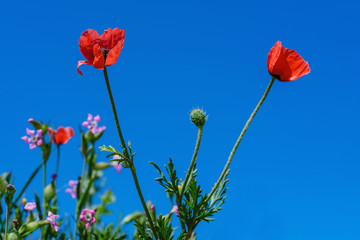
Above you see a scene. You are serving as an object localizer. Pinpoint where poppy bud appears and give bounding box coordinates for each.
[190,108,206,127]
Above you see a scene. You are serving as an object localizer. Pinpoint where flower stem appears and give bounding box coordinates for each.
[207,77,275,200]
[102,67,157,239]
[180,126,203,200]
[5,204,9,240]
[42,157,46,240]
[55,145,60,176]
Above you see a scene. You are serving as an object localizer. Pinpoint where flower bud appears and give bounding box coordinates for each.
[18,220,48,236]
[190,108,206,127]
[7,232,21,240]
[94,162,112,171]
[44,183,55,200]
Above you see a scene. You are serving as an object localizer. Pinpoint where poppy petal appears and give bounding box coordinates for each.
[65,127,75,139]
[100,28,125,50]
[267,41,282,74]
[286,51,311,81]
[79,29,100,62]
[92,44,105,69]
[77,60,92,76]
[267,41,310,82]
[105,39,124,67]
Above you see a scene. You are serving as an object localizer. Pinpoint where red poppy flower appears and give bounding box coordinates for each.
[48,127,74,145]
[267,41,310,82]
[77,28,125,76]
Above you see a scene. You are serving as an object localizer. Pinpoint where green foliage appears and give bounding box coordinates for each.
[150,158,180,197]
[99,145,131,168]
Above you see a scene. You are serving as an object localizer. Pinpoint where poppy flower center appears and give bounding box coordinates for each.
[101,48,110,59]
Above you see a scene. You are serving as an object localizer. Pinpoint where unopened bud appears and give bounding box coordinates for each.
[94,162,111,170]
[190,108,206,127]
[7,232,21,240]
[44,183,55,200]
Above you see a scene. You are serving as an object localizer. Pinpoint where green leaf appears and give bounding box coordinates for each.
[0,177,8,193]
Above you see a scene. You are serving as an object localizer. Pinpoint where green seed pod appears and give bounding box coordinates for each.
[190,108,206,127]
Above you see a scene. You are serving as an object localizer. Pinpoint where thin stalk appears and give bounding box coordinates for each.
[73,198,78,240]
[55,145,60,176]
[130,165,157,235]
[180,126,203,200]
[81,157,87,188]
[14,161,44,204]
[103,68,129,158]
[42,158,46,218]
[102,67,157,238]
[178,127,203,234]
[74,157,87,240]
[41,158,46,240]
[207,77,275,200]
[5,205,9,240]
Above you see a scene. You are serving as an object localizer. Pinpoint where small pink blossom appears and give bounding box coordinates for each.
[47,211,60,232]
[79,209,96,229]
[24,202,36,211]
[28,118,34,123]
[112,155,122,174]
[171,205,179,216]
[21,128,43,149]
[82,114,106,134]
[65,180,78,199]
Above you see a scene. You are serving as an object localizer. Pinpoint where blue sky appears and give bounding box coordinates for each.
[1,0,360,239]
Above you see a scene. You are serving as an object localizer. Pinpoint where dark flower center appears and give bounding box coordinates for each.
[101,48,110,60]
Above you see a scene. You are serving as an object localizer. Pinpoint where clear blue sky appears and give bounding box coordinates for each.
[1,0,360,239]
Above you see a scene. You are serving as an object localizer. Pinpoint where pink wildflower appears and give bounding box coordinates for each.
[79,209,96,229]
[65,180,78,199]
[21,128,43,149]
[24,202,36,211]
[171,205,179,216]
[112,155,122,174]
[47,211,60,232]
[82,114,106,134]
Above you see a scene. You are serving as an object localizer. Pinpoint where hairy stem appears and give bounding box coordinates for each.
[180,127,203,200]
[103,67,157,239]
[207,77,275,200]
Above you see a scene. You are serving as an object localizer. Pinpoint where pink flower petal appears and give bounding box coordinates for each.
[94,115,101,122]
[37,129,43,137]
[87,113,93,122]
[37,138,43,146]
[26,128,35,136]
[29,143,36,149]
[21,136,31,144]
[85,222,90,229]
